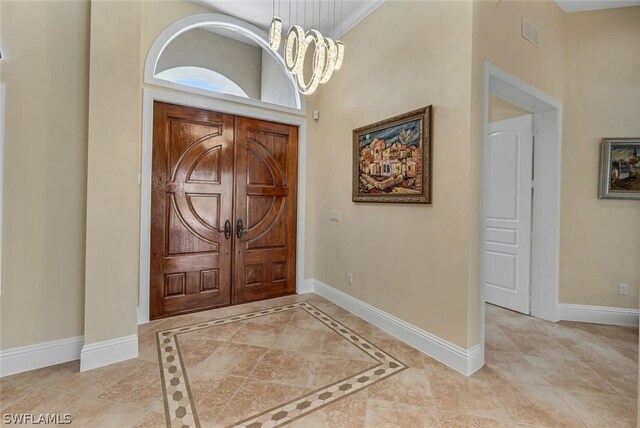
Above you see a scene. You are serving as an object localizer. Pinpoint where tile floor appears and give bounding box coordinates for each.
[1,294,637,427]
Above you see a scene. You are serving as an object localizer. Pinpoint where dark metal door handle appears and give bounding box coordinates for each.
[236,219,244,239]
[224,220,231,240]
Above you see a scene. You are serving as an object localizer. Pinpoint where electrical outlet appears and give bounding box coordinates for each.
[347,273,353,285]
[619,283,628,296]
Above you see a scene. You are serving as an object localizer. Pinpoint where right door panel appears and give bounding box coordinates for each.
[233,117,298,304]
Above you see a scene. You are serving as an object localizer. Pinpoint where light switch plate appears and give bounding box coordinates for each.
[329,211,341,222]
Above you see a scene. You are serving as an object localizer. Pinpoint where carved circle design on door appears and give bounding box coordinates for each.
[168,130,223,246]
[242,137,287,243]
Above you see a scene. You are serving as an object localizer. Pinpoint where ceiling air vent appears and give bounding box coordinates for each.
[522,17,540,48]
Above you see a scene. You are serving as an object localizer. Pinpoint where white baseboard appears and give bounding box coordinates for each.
[297,278,315,294]
[0,336,84,377]
[309,279,483,376]
[559,304,639,327]
[80,334,139,372]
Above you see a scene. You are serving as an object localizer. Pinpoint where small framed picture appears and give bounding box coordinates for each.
[352,106,432,204]
[599,138,640,200]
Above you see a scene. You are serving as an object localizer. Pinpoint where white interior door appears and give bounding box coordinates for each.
[483,114,533,314]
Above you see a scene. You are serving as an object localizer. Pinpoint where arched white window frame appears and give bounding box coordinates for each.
[155,66,250,98]
[144,13,304,114]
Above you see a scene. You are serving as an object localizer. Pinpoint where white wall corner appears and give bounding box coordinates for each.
[80,334,139,372]
[559,304,639,327]
[0,336,84,377]
[309,279,483,376]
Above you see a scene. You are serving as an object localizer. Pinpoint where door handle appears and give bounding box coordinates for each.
[236,219,244,239]
[224,219,231,240]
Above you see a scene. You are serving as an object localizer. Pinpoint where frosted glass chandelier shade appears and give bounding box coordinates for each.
[296,30,326,95]
[335,41,345,70]
[269,17,282,50]
[285,25,307,76]
[320,37,337,84]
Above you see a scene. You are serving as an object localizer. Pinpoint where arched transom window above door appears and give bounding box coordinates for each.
[145,14,302,111]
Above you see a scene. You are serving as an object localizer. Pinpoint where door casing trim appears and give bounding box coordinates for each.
[480,62,563,357]
[138,88,307,324]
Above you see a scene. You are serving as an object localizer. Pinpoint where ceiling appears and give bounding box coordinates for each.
[554,0,640,13]
[194,0,384,38]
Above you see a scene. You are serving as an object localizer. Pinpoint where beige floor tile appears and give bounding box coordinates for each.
[524,356,616,394]
[502,330,579,361]
[188,374,246,424]
[367,367,433,408]
[0,380,37,410]
[492,383,586,427]
[585,360,638,399]
[183,320,247,342]
[557,388,637,428]
[214,379,306,425]
[306,355,375,389]
[365,398,440,428]
[1,387,86,416]
[2,360,80,389]
[287,309,336,332]
[175,334,225,367]
[484,328,520,354]
[272,325,329,354]
[250,348,317,387]
[482,352,552,387]
[97,361,164,412]
[436,410,513,428]
[320,331,376,363]
[131,411,167,428]
[246,309,296,327]
[191,342,268,378]
[370,337,425,368]
[66,398,149,428]
[428,364,513,422]
[46,358,146,397]
[554,334,635,368]
[229,320,286,347]
[289,390,367,427]
[137,331,161,363]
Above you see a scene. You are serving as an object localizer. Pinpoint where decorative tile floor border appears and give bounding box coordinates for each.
[156,301,408,428]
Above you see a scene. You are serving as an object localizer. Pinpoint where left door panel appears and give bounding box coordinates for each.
[151,102,234,319]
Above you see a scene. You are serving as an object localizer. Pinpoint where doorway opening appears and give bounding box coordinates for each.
[480,62,563,356]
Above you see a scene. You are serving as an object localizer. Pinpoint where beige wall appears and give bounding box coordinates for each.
[560,7,640,308]
[83,0,143,345]
[0,0,90,349]
[308,0,475,348]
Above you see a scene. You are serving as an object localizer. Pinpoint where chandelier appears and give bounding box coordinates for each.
[269,0,345,95]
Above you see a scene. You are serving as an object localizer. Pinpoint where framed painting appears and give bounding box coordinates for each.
[599,138,640,200]
[352,106,432,203]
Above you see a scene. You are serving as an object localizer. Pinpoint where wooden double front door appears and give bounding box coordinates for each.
[150,102,298,320]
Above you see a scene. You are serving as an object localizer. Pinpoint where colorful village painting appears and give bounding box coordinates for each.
[353,106,431,203]
[609,145,640,192]
[599,138,640,200]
